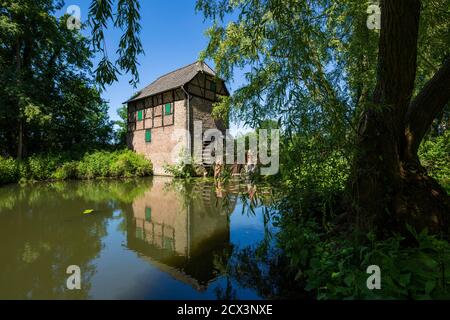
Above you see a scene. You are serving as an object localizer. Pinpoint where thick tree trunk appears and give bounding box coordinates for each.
[349,0,450,235]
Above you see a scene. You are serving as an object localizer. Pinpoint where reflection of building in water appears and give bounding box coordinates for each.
[127,177,236,291]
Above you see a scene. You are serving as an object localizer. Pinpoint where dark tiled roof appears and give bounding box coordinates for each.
[126,61,216,103]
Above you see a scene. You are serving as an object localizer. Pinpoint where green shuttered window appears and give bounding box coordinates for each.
[145,129,151,142]
[137,110,143,121]
[165,103,172,115]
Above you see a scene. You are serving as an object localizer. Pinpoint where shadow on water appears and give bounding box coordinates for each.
[0,177,297,299]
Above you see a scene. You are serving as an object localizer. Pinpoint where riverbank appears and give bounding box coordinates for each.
[0,150,153,186]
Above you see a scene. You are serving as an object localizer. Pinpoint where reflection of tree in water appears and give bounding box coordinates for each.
[210,182,306,300]
[213,241,308,300]
[0,179,152,299]
[212,246,238,300]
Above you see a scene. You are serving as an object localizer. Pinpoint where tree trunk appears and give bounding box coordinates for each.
[349,0,450,236]
[17,119,24,161]
[15,39,24,160]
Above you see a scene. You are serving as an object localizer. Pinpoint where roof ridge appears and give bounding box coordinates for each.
[125,60,220,103]
[130,61,199,100]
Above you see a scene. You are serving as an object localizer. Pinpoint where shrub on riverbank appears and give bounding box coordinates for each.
[276,212,450,299]
[0,157,18,185]
[259,134,450,299]
[0,150,152,185]
[419,131,450,191]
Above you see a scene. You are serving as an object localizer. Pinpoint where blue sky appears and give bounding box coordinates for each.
[59,0,249,135]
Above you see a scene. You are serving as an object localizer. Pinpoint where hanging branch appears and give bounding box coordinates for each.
[88,0,144,88]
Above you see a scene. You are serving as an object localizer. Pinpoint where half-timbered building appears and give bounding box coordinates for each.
[125,61,229,175]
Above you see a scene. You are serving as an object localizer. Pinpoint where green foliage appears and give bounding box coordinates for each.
[419,131,450,189]
[109,150,153,178]
[88,0,144,87]
[114,105,129,147]
[0,157,18,185]
[53,161,78,180]
[0,150,152,185]
[280,136,349,192]
[0,0,114,158]
[77,151,116,179]
[76,150,153,180]
[196,0,450,300]
[163,161,199,179]
[163,151,206,178]
[277,215,450,299]
[23,154,63,181]
[197,0,450,136]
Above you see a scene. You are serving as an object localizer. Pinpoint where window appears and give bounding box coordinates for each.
[210,81,217,92]
[145,207,152,222]
[145,129,152,143]
[165,103,172,115]
[137,110,143,121]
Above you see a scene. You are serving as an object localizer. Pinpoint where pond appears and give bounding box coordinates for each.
[0,177,277,299]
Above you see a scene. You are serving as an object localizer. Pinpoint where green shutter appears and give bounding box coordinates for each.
[165,103,172,115]
[145,129,151,142]
[210,81,217,92]
[164,237,174,250]
[137,110,143,121]
[145,207,152,222]
[136,227,144,240]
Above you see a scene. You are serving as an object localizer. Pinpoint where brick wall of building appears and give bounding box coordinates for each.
[129,99,188,175]
[191,96,226,134]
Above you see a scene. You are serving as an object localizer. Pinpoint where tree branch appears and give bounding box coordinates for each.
[405,57,450,157]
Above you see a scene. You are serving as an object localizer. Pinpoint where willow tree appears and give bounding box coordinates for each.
[196,0,450,234]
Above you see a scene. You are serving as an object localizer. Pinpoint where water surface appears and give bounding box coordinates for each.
[0,177,275,299]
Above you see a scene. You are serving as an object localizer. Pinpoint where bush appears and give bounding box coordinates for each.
[76,151,115,179]
[52,161,78,180]
[24,154,62,181]
[0,150,153,184]
[163,151,204,178]
[277,214,450,299]
[0,157,18,185]
[164,161,197,178]
[419,131,450,188]
[77,150,152,179]
[109,150,153,178]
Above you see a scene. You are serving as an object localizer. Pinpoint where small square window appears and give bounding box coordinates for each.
[137,110,143,121]
[145,129,152,142]
[165,103,172,115]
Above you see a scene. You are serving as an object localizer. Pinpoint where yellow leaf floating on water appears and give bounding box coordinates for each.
[83,209,95,215]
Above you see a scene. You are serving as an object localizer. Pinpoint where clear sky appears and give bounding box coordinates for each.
[59,0,249,135]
